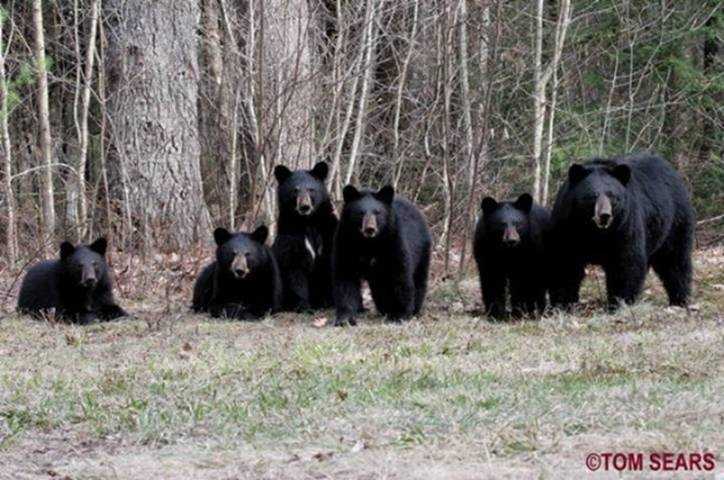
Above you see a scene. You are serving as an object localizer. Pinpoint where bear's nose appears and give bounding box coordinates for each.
[502,237,519,247]
[363,227,377,237]
[82,277,96,287]
[234,269,247,278]
[597,212,612,228]
[298,204,312,214]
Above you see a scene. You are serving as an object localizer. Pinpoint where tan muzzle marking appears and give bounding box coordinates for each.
[594,193,613,229]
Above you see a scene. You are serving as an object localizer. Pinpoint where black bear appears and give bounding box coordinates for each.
[192,226,282,319]
[271,161,338,311]
[333,185,432,326]
[17,238,128,324]
[548,153,694,310]
[473,193,550,319]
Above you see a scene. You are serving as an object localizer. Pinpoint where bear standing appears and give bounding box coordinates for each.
[17,238,128,324]
[548,153,694,310]
[272,162,338,311]
[333,185,432,326]
[192,226,282,319]
[474,193,550,319]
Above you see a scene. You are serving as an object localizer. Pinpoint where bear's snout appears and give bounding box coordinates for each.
[81,268,97,288]
[593,193,613,229]
[296,193,313,215]
[231,254,250,279]
[362,213,378,238]
[502,225,520,247]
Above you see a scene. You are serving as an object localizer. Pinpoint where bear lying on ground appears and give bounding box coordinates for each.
[272,162,338,311]
[17,238,128,324]
[333,185,432,326]
[548,153,695,310]
[474,193,550,319]
[192,226,282,319]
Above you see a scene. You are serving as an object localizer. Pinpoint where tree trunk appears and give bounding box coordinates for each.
[105,0,210,248]
[259,0,316,173]
[76,0,101,239]
[0,11,17,263]
[698,12,719,163]
[32,0,56,239]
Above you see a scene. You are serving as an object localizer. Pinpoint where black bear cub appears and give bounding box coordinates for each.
[17,238,128,324]
[272,161,338,312]
[549,153,694,310]
[474,193,550,319]
[333,185,432,326]
[193,226,282,319]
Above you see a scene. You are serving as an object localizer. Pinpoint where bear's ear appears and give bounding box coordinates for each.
[251,225,269,245]
[310,162,329,181]
[568,164,589,184]
[343,185,360,203]
[89,237,108,256]
[481,197,498,216]
[513,193,533,213]
[60,241,76,260]
[274,165,292,184]
[213,227,233,246]
[611,164,631,186]
[375,185,395,205]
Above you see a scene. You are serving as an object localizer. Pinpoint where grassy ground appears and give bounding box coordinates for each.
[0,248,722,479]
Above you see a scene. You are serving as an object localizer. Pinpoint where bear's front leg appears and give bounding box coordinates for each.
[481,274,507,320]
[333,274,361,327]
[284,269,312,312]
[374,274,415,322]
[549,259,585,311]
[604,248,647,310]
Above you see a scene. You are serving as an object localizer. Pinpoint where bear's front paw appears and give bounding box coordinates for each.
[334,315,357,327]
[77,312,97,325]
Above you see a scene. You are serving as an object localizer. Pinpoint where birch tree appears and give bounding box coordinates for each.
[531,0,571,204]
[32,0,56,238]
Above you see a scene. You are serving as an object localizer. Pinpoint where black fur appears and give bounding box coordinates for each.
[271,162,338,311]
[474,193,550,319]
[333,185,432,326]
[17,238,128,324]
[192,226,282,319]
[549,153,695,310]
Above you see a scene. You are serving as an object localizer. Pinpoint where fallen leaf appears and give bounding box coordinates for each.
[350,440,366,453]
[182,341,193,351]
[312,317,328,328]
[312,451,334,462]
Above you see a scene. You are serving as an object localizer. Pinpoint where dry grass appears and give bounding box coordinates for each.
[0,248,722,479]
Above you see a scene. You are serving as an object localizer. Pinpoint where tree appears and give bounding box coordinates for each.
[32,0,56,238]
[0,5,17,263]
[104,0,210,248]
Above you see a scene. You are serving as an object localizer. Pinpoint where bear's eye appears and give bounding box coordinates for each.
[307,188,315,193]
[373,209,381,215]
[245,252,251,258]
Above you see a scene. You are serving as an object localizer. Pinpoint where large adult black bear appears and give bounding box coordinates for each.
[17,238,128,324]
[549,153,694,310]
[192,226,282,319]
[272,161,338,311]
[333,185,432,326]
[474,193,550,319]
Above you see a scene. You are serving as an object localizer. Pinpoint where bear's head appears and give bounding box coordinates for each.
[341,185,395,240]
[481,194,534,248]
[59,237,108,289]
[274,162,330,218]
[566,160,631,230]
[213,226,269,280]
